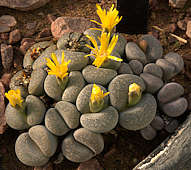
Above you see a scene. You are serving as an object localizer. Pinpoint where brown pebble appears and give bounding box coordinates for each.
[138,39,148,53]
[1,43,13,71]
[0,73,11,89]
[9,29,21,44]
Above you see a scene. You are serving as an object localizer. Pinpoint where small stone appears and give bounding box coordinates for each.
[150,116,164,130]
[138,39,148,53]
[140,73,163,94]
[38,28,51,38]
[1,43,13,70]
[186,21,191,38]
[161,97,188,117]
[157,82,184,104]
[0,24,10,33]
[0,32,9,40]
[0,73,11,89]
[118,62,133,75]
[0,82,6,134]
[9,29,21,44]
[167,23,177,33]
[140,125,157,140]
[143,63,163,78]
[165,119,179,133]
[20,38,35,55]
[77,158,103,170]
[26,21,37,30]
[177,19,187,31]
[129,60,143,75]
[0,15,17,27]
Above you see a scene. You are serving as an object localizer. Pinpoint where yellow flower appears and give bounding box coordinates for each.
[5,89,23,107]
[85,32,122,68]
[90,84,110,104]
[46,52,71,80]
[129,83,141,96]
[91,4,122,33]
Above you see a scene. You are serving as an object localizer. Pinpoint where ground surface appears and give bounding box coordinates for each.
[0,0,191,170]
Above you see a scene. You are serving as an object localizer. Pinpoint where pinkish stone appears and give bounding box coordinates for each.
[9,29,21,44]
[0,15,17,27]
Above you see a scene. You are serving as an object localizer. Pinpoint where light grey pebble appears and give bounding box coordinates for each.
[15,133,49,166]
[125,42,147,64]
[62,71,85,103]
[157,82,184,104]
[84,29,101,46]
[108,74,145,111]
[80,106,119,133]
[76,84,109,113]
[29,125,58,157]
[118,62,133,74]
[82,65,117,86]
[74,128,104,155]
[150,116,164,130]
[129,60,143,75]
[32,45,57,70]
[55,101,80,129]
[119,93,157,130]
[165,119,179,133]
[140,34,163,62]
[143,63,163,78]
[44,75,63,101]
[28,68,47,96]
[23,41,53,68]
[45,108,70,136]
[161,97,188,117]
[140,73,164,94]
[140,125,157,140]
[62,133,94,162]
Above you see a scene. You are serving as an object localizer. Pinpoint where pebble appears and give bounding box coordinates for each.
[119,93,157,130]
[0,24,10,33]
[0,82,6,134]
[80,106,119,133]
[177,19,187,31]
[118,62,133,74]
[167,23,177,33]
[9,29,21,44]
[82,65,117,86]
[186,21,191,38]
[0,73,11,89]
[157,82,184,104]
[150,116,164,130]
[143,63,163,78]
[165,119,179,133]
[0,32,9,41]
[1,43,13,70]
[0,15,17,27]
[129,60,143,75]
[140,125,157,140]
[77,158,103,170]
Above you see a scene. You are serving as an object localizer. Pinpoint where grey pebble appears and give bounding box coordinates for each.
[165,119,179,133]
[140,125,157,140]
[80,106,119,133]
[119,93,157,130]
[129,60,143,75]
[150,116,164,130]
[82,65,117,86]
[143,63,163,78]
[118,62,133,75]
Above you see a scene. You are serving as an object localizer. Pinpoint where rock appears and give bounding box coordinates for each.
[140,34,163,62]
[20,38,35,55]
[119,93,157,130]
[45,108,70,136]
[26,21,37,30]
[125,42,147,65]
[0,15,17,27]
[62,71,85,103]
[118,62,133,74]
[38,28,51,38]
[157,82,184,104]
[186,21,191,38]
[164,119,179,133]
[80,106,119,133]
[0,0,50,11]
[1,43,13,70]
[28,69,47,96]
[62,133,94,162]
[108,74,145,111]
[84,29,101,46]
[150,116,164,130]
[76,84,109,114]
[129,60,143,75]
[140,73,163,94]
[138,39,148,53]
[169,0,188,8]
[9,29,21,44]
[161,97,188,117]
[140,125,157,140]
[0,24,10,33]
[143,63,163,78]
[44,75,63,101]
[77,158,103,170]
[0,82,6,134]
[0,73,11,89]
[51,17,97,39]
[55,101,80,129]
[29,125,58,157]
[167,23,177,33]
[15,133,49,167]
[0,32,9,41]
[82,65,117,86]
[177,19,187,31]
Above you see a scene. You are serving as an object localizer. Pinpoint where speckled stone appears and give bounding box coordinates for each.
[84,29,101,46]
[76,84,109,113]
[108,74,145,111]
[125,42,147,64]
[119,93,157,130]
[23,41,53,68]
[28,68,47,96]
[54,50,89,71]
[32,45,57,70]
[15,133,49,166]
[45,108,70,136]
[156,59,176,80]
[129,60,143,75]
[29,125,58,157]
[140,34,163,62]
[62,71,85,103]
[62,133,94,162]
[143,63,163,78]
[55,101,80,129]
[161,97,188,117]
[118,62,133,75]
[74,128,104,155]
[140,73,164,94]
[82,65,117,86]
[44,75,63,101]
[157,82,184,104]
[80,106,118,133]
[25,95,46,126]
